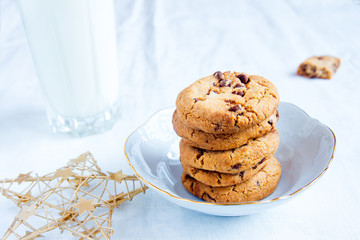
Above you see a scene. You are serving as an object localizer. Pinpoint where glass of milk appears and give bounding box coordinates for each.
[17,0,120,137]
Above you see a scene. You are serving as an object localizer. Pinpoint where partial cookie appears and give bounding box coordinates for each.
[180,129,279,174]
[182,156,268,187]
[182,156,281,203]
[297,56,340,79]
[176,71,280,134]
[173,109,278,150]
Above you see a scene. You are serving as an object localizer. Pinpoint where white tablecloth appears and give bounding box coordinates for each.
[1,0,360,239]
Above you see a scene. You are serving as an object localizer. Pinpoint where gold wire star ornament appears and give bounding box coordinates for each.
[16,203,37,221]
[69,178,90,188]
[14,172,32,184]
[0,152,147,239]
[54,168,75,179]
[72,197,95,215]
[69,153,88,164]
[107,171,128,183]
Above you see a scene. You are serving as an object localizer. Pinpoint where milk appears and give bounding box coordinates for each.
[17,0,119,118]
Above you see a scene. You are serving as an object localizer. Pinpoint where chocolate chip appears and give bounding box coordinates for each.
[201,193,215,202]
[232,163,241,169]
[237,74,249,84]
[214,71,224,80]
[195,149,204,159]
[234,83,244,88]
[232,91,245,97]
[239,171,244,179]
[229,105,241,112]
[276,110,279,118]
[317,57,323,60]
[185,174,192,180]
[301,65,307,72]
[237,112,244,116]
[219,79,227,87]
[256,181,261,187]
[311,66,316,73]
[253,158,265,170]
[258,158,265,165]
[227,82,232,87]
[212,83,217,86]
[214,124,221,131]
[193,98,200,103]
[225,99,236,104]
[268,119,273,126]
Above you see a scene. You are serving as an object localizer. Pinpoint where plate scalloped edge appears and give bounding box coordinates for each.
[124,102,336,207]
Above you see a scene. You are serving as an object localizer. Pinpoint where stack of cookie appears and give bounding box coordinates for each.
[173,71,281,203]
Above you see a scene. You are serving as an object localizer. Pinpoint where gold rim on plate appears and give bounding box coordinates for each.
[124,103,336,206]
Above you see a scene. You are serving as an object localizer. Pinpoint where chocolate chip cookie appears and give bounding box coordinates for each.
[180,129,279,174]
[176,71,280,134]
[173,109,278,150]
[297,56,341,79]
[182,156,281,203]
[182,156,268,187]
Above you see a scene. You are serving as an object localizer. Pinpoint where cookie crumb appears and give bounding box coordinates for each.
[297,56,340,79]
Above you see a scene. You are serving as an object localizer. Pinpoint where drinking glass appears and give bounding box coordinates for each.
[17,0,120,137]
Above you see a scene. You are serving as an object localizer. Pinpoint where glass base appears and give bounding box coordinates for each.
[47,104,120,137]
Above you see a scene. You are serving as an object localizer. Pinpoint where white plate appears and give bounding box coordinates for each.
[125,102,336,216]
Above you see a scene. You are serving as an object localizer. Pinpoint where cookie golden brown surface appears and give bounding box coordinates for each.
[179,129,279,174]
[181,156,281,203]
[173,109,278,150]
[174,71,281,203]
[182,156,268,187]
[176,71,280,134]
